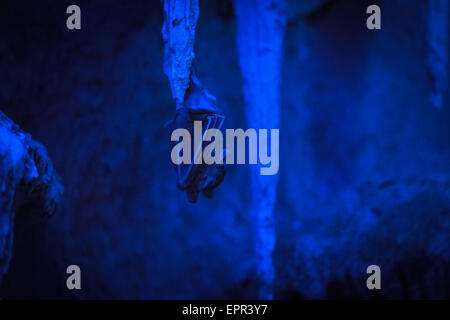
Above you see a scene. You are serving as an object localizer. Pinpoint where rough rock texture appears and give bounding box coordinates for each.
[0,0,448,299]
[426,0,448,109]
[162,0,219,113]
[234,0,286,299]
[162,0,199,105]
[0,111,62,284]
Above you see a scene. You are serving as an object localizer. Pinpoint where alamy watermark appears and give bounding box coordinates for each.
[66,265,81,290]
[170,121,279,176]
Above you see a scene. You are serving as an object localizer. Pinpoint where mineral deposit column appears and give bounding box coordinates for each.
[426,0,449,109]
[234,0,286,299]
[162,0,199,107]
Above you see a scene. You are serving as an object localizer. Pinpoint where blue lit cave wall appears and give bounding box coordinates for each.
[0,0,449,299]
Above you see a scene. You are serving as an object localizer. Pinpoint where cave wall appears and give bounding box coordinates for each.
[0,0,449,299]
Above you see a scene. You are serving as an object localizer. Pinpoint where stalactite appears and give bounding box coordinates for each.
[162,0,225,203]
[0,111,63,284]
[162,0,218,112]
[234,0,286,299]
[162,0,199,106]
[427,0,449,109]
